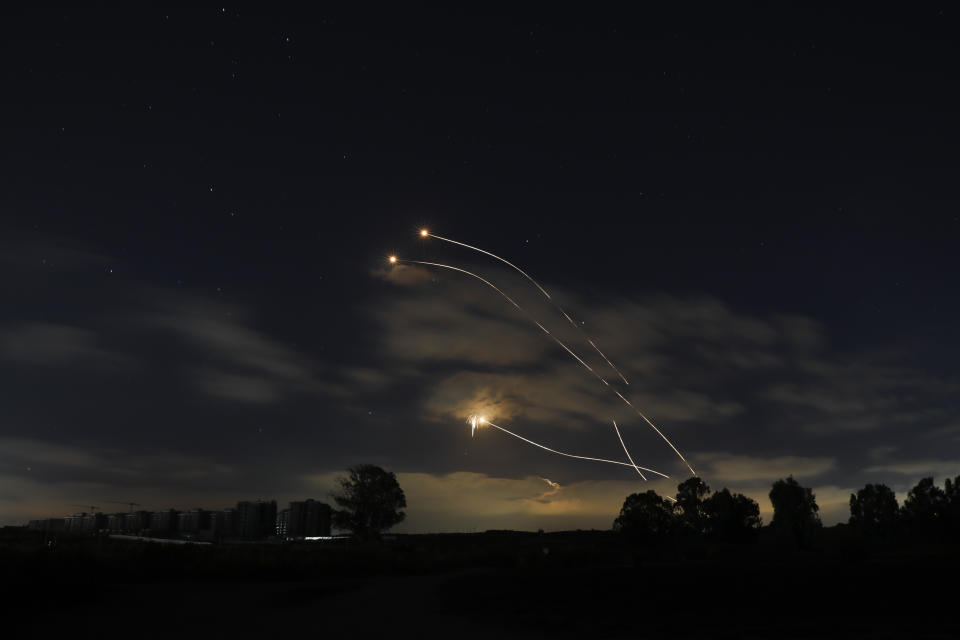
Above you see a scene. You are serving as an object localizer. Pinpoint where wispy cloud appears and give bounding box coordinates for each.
[0,322,131,368]
[864,459,960,477]
[695,452,836,483]
[146,296,349,404]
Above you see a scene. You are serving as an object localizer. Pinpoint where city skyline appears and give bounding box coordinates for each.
[28,497,333,541]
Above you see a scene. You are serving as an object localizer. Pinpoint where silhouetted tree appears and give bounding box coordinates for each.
[673,477,710,535]
[331,464,406,540]
[849,483,899,540]
[901,477,946,540]
[769,476,820,547]
[945,475,960,536]
[703,488,761,543]
[613,490,676,543]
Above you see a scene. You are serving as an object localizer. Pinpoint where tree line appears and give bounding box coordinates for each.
[325,464,960,545]
[613,475,960,547]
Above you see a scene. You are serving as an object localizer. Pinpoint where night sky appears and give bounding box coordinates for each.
[2,5,958,530]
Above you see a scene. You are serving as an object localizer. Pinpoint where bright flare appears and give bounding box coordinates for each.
[388,255,397,264]
[469,414,487,437]
[420,229,429,237]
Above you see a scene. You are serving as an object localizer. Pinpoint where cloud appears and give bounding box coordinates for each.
[194,369,282,404]
[763,356,959,434]
[152,300,313,380]
[301,470,674,532]
[0,437,102,468]
[0,474,111,523]
[0,437,239,488]
[422,370,606,426]
[146,296,349,404]
[535,477,562,500]
[374,290,552,367]
[373,273,956,492]
[371,263,434,286]
[0,322,129,368]
[392,472,672,532]
[0,232,108,271]
[695,452,836,484]
[864,460,960,477]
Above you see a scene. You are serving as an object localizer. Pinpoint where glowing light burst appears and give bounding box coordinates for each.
[471,416,668,479]
[468,414,488,437]
[392,257,696,478]
[421,229,630,386]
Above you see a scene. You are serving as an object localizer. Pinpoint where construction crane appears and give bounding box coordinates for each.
[106,501,142,513]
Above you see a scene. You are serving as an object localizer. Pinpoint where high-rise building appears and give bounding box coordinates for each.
[276,509,290,537]
[177,509,210,535]
[260,501,277,539]
[287,499,332,538]
[150,509,179,534]
[27,518,65,533]
[107,513,126,531]
[210,509,237,539]
[236,500,277,539]
[64,512,104,534]
[125,510,151,533]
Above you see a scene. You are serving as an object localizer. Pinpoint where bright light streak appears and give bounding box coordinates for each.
[400,258,696,477]
[588,339,629,388]
[477,418,669,479]
[426,233,551,299]
[614,390,696,477]
[612,420,646,481]
[423,231,630,386]
[400,259,599,377]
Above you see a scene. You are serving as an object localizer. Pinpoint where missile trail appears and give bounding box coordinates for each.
[612,420,646,481]
[481,419,669,478]
[398,258,697,477]
[402,260,597,374]
[422,231,630,386]
[614,390,696,477]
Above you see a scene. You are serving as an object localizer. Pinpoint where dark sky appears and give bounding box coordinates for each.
[2,4,958,529]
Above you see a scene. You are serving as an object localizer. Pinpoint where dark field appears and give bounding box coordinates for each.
[3,529,957,639]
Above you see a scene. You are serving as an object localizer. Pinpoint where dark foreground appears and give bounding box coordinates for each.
[3,529,957,639]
